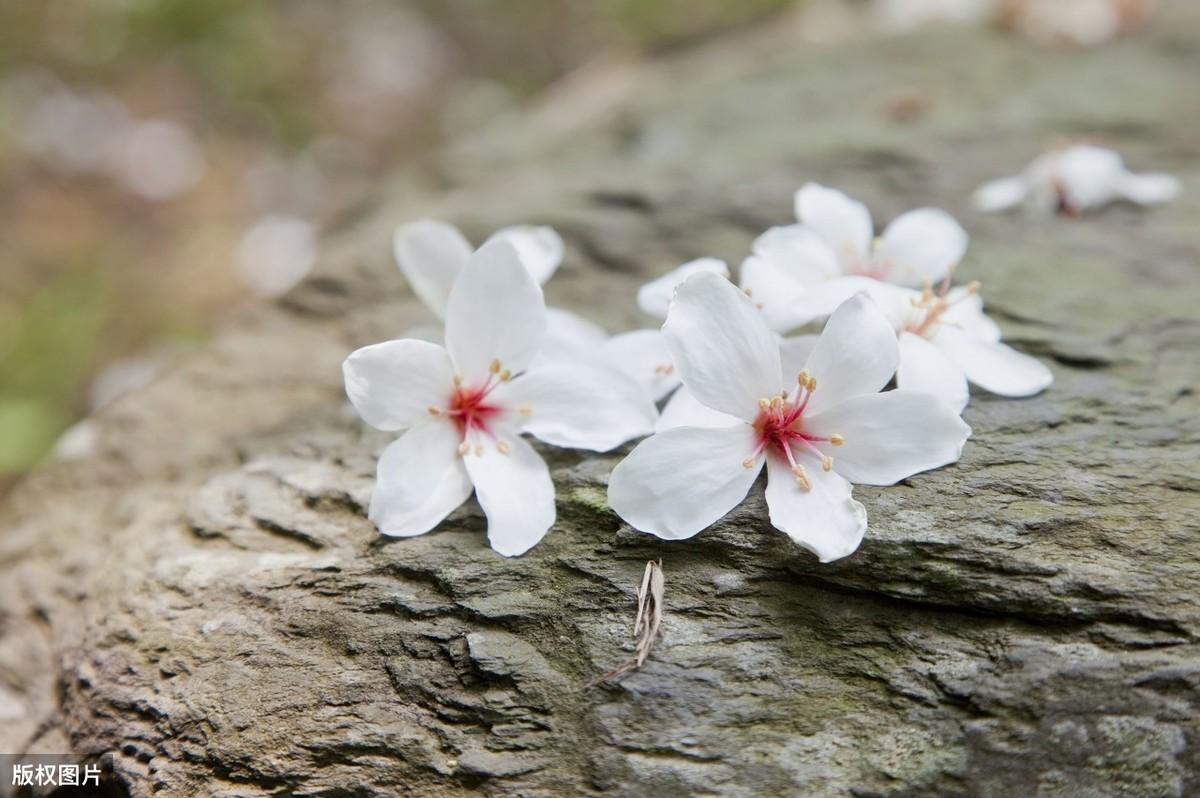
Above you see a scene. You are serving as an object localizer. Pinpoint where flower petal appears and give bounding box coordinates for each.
[764,455,866,563]
[343,339,454,431]
[897,331,969,413]
[637,257,730,319]
[752,224,843,282]
[655,386,742,432]
[779,334,818,380]
[1056,145,1125,210]
[1117,171,1182,206]
[939,289,1001,342]
[663,271,783,420]
[498,362,656,451]
[444,238,546,383]
[971,176,1029,213]
[485,225,564,284]
[739,254,814,332]
[369,420,473,536]
[802,293,899,416]
[538,307,609,363]
[935,328,1053,398]
[608,424,762,541]
[462,434,555,557]
[393,219,473,318]
[804,389,971,485]
[603,328,680,402]
[794,183,873,267]
[875,208,968,287]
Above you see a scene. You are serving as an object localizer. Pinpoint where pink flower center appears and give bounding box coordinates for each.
[428,359,525,456]
[746,371,843,491]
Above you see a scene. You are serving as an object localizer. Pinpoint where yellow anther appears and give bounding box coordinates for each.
[770,396,784,410]
[473,443,484,457]
[489,359,502,374]
[742,457,756,469]
[457,441,470,456]
[518,404,534,417]
[758,398,771,411]
[797,369,812,387]
[830,433,845,447]
[453,375,464,387]
[500,369,512,382]
[497,440,512,455]
[821,455,834,472]
[806,375,817,392]
[965,280,982,294]
[792,465,812,491]
[427,406,441,416]
[743,287,754,297]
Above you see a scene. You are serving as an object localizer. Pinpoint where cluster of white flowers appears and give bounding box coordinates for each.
[344,147,1178,561]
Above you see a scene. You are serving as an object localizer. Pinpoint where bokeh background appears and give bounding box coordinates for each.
[0,0,1156,494]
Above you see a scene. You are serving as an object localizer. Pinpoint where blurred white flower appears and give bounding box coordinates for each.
[973,144,1181,215]
[89,354,164,411]
[235,214,318,298]
[874,0,995,32]
[109,119,205,200]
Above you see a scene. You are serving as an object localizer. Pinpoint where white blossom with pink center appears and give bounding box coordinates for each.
[608,273,970,562]
[972,145,1181,216]
[345,239,656,556]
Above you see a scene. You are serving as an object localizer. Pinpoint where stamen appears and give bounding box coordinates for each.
[489,359,502,374]
[758,398,771,411]
[473,443,484,457]
[741,457,756,469]
[457,441,470,456]
[499,369,512,382]
[453,375,464,387]
[792,464,812,491]
[797,369,812,387]
[427,406,441,416]
[743,287,753,297]
[654,363,675,375]
[830,433,845,446]
[518,404,534,416]
[497,440,511,455]
[821,455,834,472]
[770,395,784,410]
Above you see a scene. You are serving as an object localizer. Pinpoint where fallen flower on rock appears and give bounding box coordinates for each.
[608,274,970,562]
[345,238,656,556]
[972,144,1181,215]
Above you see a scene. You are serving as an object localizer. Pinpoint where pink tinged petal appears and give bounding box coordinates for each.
[801,293,899,416]
[804,389,971,486]
[663,271,783,421]
[751,224,843,282]
[343,339,455,431]
[1117,172,1182,206]
[637,257,730,319]
[497,362,656,452]
[393,219,473,319]
[607,424,763,541]
[369,420,473,537]
[897,331,969,414]
[538,308,609,364]
[779,335,818,380]
[603,329,680,402]
[655,386,742,432]
[875,208,968,287]
[935,328,1053,398]
[444,238,546,383]
[972,176,1030,213]
[739,254,814,332]
[764,455,866,563]
[484,225,564,284]
[794,183,873,267]
[462,434,555,557]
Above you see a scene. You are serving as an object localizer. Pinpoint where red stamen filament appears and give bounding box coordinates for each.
[749,371,843,491]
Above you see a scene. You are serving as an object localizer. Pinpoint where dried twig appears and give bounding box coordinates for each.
[586,560,664,687]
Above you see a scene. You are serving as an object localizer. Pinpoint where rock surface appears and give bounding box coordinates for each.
[2,7,1199,797]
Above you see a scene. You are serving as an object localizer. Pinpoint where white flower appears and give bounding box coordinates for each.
[637,257,730,317]
[973,145,1181,215]
[608,274,971,562]
[345,239,656,556]
[393,219,564,318]
[867,280,1053,413]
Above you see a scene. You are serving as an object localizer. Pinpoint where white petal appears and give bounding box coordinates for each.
[779,335,818,379]
[462,434,555,557]
[897,331,969,414]
[971,176,1029,213]
[939,289,1001,342]
[794,183,873,267]
[444,238,546,383]
[1117,171,1182,206]
[1056,145,1125,210]
[393,219,473,319]
[787,275,898,327]
[663,271,783,420]
[764,455,866,563]
[636,257,730,319]
[655,386,743,432]
[343,339,454,431]
[603,329,680,402]
[498,362,656,451]
[739,254,814,332]
[608,424,762,541]
[804,389,971,486]
[801,293,899,416]
[485,225,564,284]
[935,328,1053,398]
[369,421,473,536]
[538,307,608,363]
[751,224,843,282]
[875,208,968,287]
